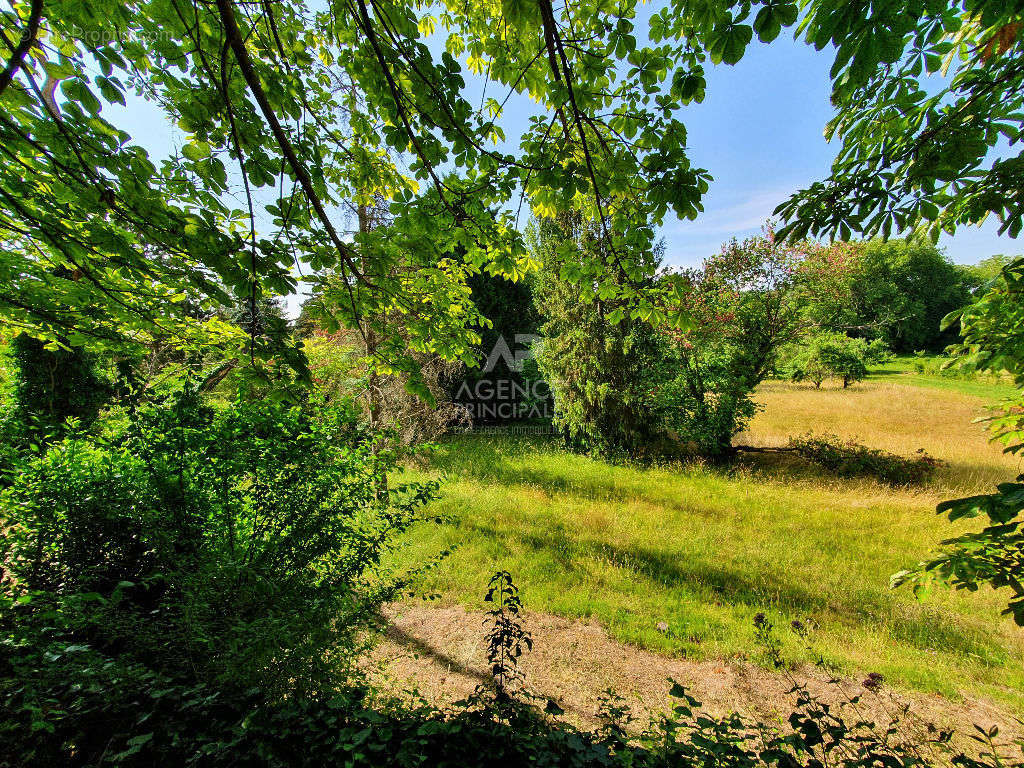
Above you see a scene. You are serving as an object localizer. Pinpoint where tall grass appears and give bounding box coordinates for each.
[392,372,1024,713]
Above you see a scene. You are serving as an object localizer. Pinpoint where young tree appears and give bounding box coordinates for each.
[786,332,884,389]
[787,344,830,389]
[531,214,667,455]
[655,232,826,457]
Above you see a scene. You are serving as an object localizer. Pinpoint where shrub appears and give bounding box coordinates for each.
[788,433,942,485]
[0,387,439,703]
[784,343,831,388]
[864,337,891,365]
[3,578,1018,768]
[910,354,1009,383]
[8,333,111,440]
[828,349,867,388]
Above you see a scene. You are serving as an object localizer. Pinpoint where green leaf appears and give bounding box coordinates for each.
[753,7,782,43]
[61,79,101,115]
[181,142,211,162]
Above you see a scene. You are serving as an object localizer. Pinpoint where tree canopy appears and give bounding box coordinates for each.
[0,0,710,380]
[3,0,1023,384]
[776,1,1024,243]
[799,238,973,352]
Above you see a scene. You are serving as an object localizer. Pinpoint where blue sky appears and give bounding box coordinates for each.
[655,35,1017,269]
[661,36,838,265]
[442,23,1020,270]
[111,21,1020,293]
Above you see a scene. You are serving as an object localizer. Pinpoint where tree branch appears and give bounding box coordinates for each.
[213,0,356,274]
[0,0,43,98]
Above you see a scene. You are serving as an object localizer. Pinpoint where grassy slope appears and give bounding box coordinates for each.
[392,368,1024,713]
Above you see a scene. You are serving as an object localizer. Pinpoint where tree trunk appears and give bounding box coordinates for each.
[357,202,388,499]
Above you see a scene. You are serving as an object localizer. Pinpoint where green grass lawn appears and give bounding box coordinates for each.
[390,368,1024,714]
[870,355,1019,401]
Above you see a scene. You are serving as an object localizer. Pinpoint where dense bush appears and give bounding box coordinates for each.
[8,333,111,440]
[2,582,1018,768]
[787,433,942,486]
[909,353,1012,385]
[451,269,550,426]
[0,386,439,723]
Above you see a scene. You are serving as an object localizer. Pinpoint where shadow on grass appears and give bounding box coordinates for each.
[734,451,849,485]
[383,620,492,688]
[866,366,909,377]
[460,520,1010,664]
[427,436,1012,663]
[932,459,1020,488]
[435,434,942,503]
[382,609,596,723]
[431,436,699,508]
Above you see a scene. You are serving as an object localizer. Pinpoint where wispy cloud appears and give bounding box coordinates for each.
[659,182,805,268]
[665,184,798,237]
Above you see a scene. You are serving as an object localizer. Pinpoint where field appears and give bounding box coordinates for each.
[388,361,1024,715]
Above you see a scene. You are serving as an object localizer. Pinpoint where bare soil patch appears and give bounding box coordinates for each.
[370,602,1018,738]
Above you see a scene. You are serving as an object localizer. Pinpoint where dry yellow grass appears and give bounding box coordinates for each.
[741,378,1022,495]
